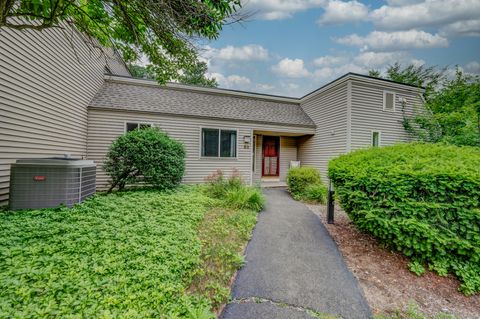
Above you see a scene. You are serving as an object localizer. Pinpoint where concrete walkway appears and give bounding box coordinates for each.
[220,188,372,319]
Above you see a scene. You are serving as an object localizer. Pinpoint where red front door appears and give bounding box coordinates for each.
[262,136,279,176]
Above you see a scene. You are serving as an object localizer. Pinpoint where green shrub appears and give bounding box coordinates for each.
[287,166,327,203]
[328,143,480,295]
[287,166,321,194]
[104,127,185,191]
[305,184,328,204]
[203,169,265,211]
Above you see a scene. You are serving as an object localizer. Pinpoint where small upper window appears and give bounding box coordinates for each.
[126,122,152,132]
[383,91,395,112]
[372,131,380,147]
[201,128,237,158]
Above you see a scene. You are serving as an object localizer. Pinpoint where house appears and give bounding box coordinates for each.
[0,25,424,205]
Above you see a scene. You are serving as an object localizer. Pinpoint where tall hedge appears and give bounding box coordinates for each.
[328,143,480,295]
[104,127,185,192]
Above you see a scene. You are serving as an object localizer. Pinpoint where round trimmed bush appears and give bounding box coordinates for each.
[104,127,185,191]
[286,166,326,203]
[328,143,480,295]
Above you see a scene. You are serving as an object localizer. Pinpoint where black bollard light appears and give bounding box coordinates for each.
[327,180,334,224]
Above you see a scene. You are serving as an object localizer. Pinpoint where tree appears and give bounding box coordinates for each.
[371,63,480,146]
[128,60,218,87]
[368,69,381,78]
[423,70,480,146]
[177,61,217,87]
[373,62,444,99]
[127,64,155,80]
[1,0,241,84]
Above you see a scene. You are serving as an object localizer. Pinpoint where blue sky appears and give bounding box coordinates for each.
[200,0,480,97]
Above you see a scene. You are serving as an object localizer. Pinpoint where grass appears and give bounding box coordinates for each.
[0,184,263,318]
[189,207,257,310]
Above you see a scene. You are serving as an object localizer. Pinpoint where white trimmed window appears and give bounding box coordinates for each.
[125,122,152,132]
[201,128,237,158]
[372,131,381,147]
[383,91,396,112]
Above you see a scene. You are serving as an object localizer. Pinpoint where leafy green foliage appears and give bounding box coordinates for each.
[287,166,327,204]
[329,143,480,295]
[305,184,328,204]
[370,63,480,146]
[128,61,218,87]
[373,62,444,99]
[0,188,214,318]
[104,127,185,192]
[190,207,257,309]
[203,169,265,211]
[405,70,480,147]
[0,186,260,317]
[177,61,218,87]
[127,64,156,80]
[1,0,241,84]
[408,260,426,276]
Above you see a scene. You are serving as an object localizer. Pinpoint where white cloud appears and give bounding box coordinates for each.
[440,19,480,37]
[256,83,275,91]
[464,61,480,74]
[317,0,369,25]
[272,58,310,77]
[369,0,480,31]
[208,73,252,89]
[243,0,326,20]
[313,55,347,66]
[313,63,367,80]
[353,51,407,68]
[411,58,426,67]
[335,30,449,51]
[203,44,269,61]
[311,51,428,81]
[385,0,423,6]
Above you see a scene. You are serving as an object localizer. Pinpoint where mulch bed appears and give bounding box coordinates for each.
[307,204,480,319]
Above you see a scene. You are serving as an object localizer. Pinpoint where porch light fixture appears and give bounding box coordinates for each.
[243,136,251,144]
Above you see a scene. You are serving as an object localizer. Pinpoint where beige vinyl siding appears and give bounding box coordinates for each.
[0,26,129,205]
[87,109,313,189]
[350,80,423,150]
[298,82,348,179]
[279,137,298,182]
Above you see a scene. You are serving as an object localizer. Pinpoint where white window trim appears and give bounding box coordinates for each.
[199,127,239,159]
[123,121,153,133]
[383,91,396,112]
[371,130,381,147]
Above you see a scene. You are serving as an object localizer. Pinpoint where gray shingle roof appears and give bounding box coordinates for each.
[89,81,315,127]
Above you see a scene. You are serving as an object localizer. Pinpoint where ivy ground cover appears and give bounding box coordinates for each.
[0,186,260,318]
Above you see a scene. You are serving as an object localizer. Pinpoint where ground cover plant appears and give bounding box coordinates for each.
[0,183,263,318]
[287,166,327,204]
[329,143,480,295]
[104,127,185,192]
